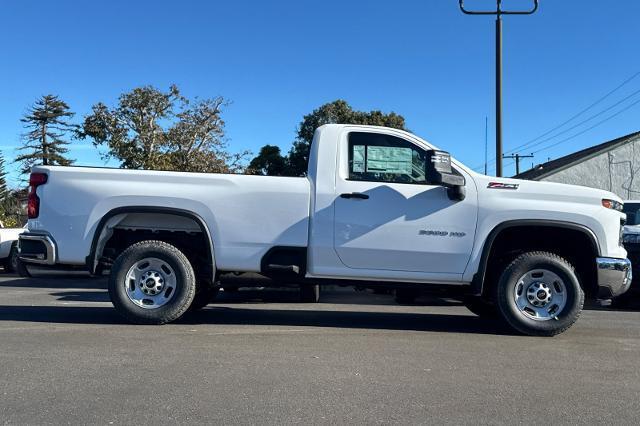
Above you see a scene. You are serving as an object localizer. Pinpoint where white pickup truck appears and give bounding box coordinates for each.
[19,124,631,336]
[0,225,24,272]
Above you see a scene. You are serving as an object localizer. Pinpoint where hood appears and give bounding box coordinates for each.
[472,173,622,205]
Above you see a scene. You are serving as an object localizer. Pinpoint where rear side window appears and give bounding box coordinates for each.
[348,132,427,184]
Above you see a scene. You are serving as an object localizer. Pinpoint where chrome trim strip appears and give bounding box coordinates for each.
[596,257,632,297]
[18,233,56,266]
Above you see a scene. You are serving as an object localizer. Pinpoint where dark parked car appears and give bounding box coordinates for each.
[618,201,640,303]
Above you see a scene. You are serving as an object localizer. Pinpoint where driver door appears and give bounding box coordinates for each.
[333,131,477,277]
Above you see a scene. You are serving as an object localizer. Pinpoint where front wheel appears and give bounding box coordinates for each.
[108,240,196,325]
[495,251,584,337]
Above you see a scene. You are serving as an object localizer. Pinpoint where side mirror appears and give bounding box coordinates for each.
[426,150,466,201]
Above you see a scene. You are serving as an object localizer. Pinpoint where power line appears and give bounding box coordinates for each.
[503,153,534,175]
[491,95,640,174]
[531,96,640,155]
[507,70,640,154]
[473,70,640,171]
[512,86,640,153]
[502,160,515,173]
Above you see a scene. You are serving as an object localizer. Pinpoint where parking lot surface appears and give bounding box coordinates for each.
[1,274,640,424]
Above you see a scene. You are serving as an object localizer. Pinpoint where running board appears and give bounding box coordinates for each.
[266,264,301,275]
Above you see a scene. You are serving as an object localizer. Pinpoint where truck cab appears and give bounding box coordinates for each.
[307,125,478,284]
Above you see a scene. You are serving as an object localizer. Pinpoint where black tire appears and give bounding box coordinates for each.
[189,281,220,311]
[300,284,320,303]
[495,251,584,337]
[463,296,499,319]
[16,257,31,278]
[395,288,419,305]
[108,240,196,325]
[5,244,19,273]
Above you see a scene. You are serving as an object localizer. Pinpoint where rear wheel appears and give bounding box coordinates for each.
[495,251,584,337]
[108,240,196,325]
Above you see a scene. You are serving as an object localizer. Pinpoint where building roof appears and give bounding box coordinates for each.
[514,130,640,180]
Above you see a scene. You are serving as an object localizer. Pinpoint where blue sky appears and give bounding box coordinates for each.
[1,0,639,186]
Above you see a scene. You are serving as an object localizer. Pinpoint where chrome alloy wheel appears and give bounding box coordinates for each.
[124,257,177,309]
[513,269,567,321]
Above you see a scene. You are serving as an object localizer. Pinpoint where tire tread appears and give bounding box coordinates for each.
[108,240,196,325]
[495,251,584,337]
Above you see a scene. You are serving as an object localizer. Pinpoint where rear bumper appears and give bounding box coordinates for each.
[18,232,56,265]
[596,257,632,299]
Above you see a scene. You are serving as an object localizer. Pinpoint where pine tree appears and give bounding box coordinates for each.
[17,95,76,175]
[0,151,8,201]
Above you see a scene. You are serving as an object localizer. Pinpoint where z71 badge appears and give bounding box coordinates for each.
[487,182,519,190]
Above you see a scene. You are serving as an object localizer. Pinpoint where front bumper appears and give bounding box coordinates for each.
[18,232,57,265]
[596,257,632,299]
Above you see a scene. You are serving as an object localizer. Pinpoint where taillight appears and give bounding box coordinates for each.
[27,173,48,219]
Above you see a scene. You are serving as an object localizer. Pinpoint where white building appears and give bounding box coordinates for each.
[516,131,640,200]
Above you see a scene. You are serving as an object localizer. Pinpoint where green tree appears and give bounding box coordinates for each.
[165,97,249,173]
[16,95,76,175]
[0,151,8,201]
[82,85,181,170]
[286,100,407,176]
[0,190,24,227]
[82,85,247,173]
[0,153,25,226]
[246,145,287,176]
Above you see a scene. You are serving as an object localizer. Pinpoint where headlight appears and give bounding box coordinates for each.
[602,199,623,211]
[623,233,640,244]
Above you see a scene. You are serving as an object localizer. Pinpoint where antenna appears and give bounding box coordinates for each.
[484,116,488,175]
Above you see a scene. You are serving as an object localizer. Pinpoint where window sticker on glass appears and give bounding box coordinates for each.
[366,146,412,174]
[352,145,365,173]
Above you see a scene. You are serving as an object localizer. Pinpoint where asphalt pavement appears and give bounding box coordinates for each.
[1,273,639,424]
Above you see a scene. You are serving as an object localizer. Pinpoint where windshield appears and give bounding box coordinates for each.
[623,202,640,226]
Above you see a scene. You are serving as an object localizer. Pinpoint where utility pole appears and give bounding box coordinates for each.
[459,0,539,177]
[503,153,534,176]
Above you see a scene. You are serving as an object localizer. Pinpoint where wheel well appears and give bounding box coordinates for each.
[91,210,214,283]
[479,225,599,299]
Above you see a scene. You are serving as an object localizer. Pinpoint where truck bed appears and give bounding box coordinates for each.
[28,166,311,272]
